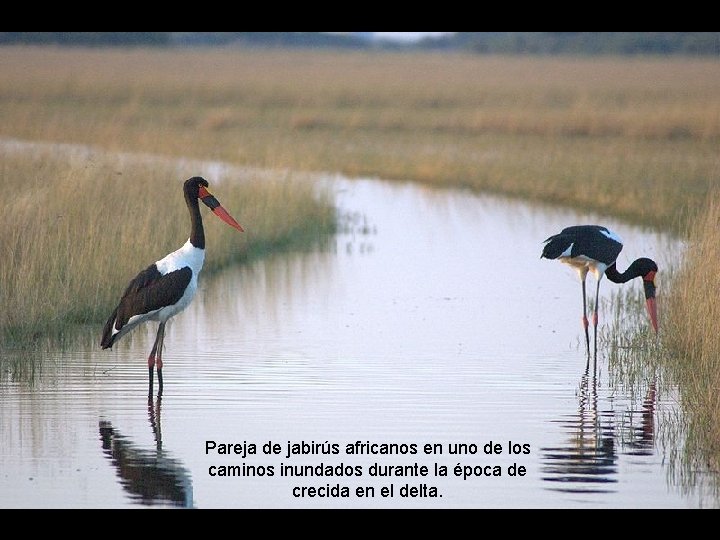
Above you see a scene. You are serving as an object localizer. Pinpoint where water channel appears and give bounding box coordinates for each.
[2,152,712,508]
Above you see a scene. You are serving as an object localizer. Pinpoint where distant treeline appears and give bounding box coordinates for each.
[0,32,369,48]
[419,32,720,56]
[1,32,719,55]
[0,32,172,46]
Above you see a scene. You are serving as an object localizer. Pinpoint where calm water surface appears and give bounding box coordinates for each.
[1,173,709,508]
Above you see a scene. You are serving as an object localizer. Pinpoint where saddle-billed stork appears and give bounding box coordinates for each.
[541,225,658,353]
[100,177,243,396]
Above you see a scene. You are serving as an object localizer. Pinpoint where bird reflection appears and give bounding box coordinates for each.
[540,363,658,494]
[541,361,618,493]
[99,396,194,508]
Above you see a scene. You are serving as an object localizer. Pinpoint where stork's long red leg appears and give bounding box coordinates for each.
[581,277,590,354]
[156,322,166,396]
[148,322,166,397]
[593,278,602,356]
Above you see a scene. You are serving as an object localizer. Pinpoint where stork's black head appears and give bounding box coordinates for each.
[634,257,659,332]
[184,176,209,201]
[184,176,244,232]
[631,258,658,287]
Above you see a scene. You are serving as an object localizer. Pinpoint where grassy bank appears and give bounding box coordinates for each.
[0,144,334,345]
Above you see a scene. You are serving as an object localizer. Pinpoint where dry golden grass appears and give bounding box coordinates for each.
[662,197,720,469]
[1,47,719,231]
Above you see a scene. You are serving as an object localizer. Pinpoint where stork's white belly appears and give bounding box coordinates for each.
[558,254,608,280]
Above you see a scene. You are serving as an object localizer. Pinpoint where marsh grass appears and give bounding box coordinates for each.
[0,143,334,345]
[661,197,720,476]
[602,285,672,402]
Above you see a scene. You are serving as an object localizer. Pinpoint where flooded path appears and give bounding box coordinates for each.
[1,162,709,508]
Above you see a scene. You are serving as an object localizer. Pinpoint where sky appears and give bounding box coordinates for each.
[373,32,451,42]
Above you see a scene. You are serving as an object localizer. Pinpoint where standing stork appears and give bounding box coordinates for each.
[101,177,244,396]
[541,225,658,354]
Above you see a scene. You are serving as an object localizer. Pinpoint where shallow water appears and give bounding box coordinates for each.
[1,173,708,509]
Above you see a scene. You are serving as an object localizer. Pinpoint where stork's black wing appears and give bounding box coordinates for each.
[542,225,623,266]
[100,264,192,349]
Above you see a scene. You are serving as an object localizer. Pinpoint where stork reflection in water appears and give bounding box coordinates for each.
[99,397,194,508]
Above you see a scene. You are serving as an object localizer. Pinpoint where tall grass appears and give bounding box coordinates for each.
[661,196,720,473]
[0,144,334,345]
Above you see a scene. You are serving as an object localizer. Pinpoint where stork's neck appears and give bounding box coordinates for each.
[187,194,205,249]
[604,261,641,284]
